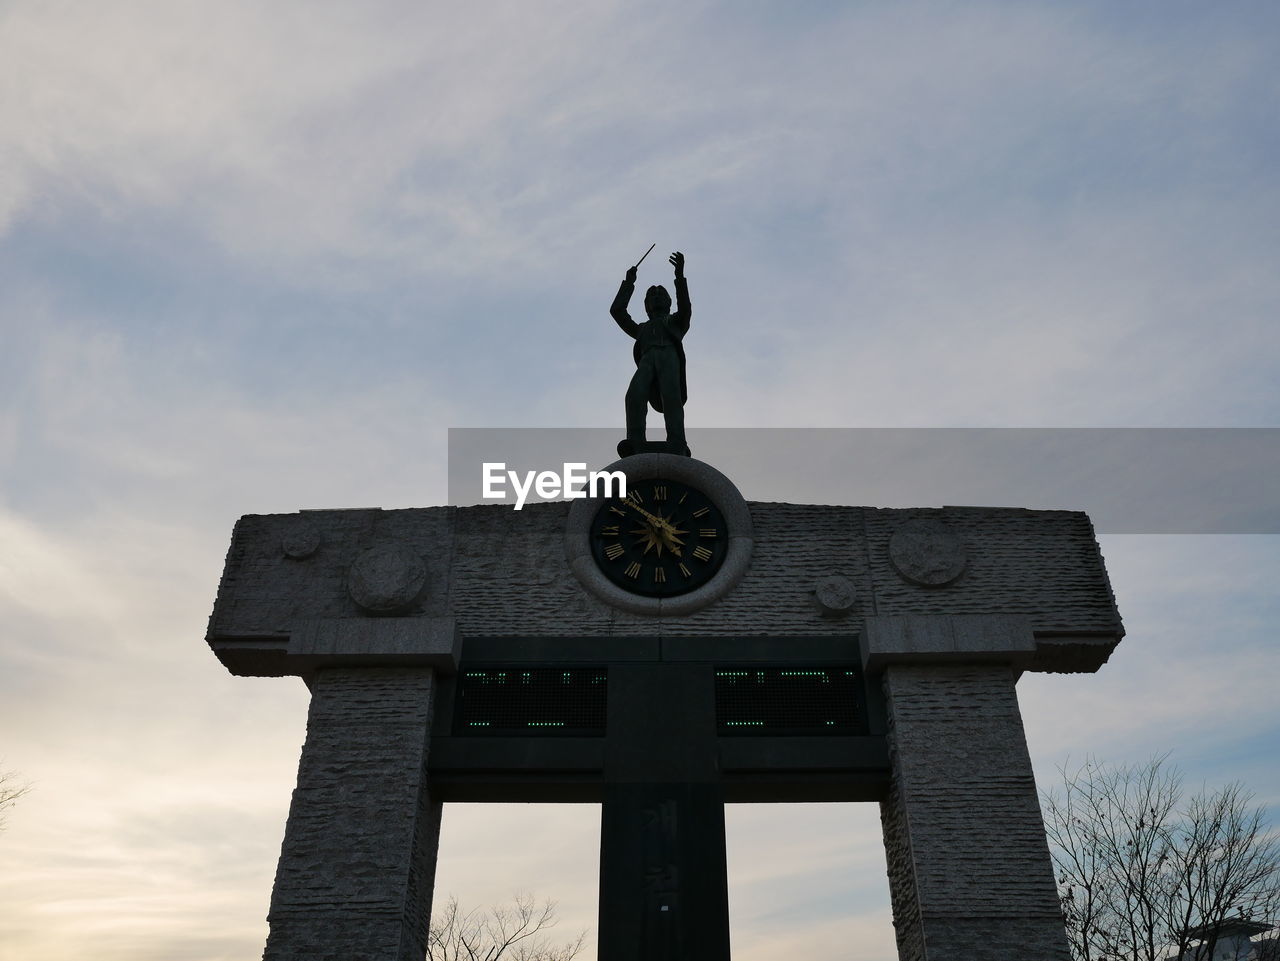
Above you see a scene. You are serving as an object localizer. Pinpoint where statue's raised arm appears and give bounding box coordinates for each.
[669,251,690,335]
[610,264,639,338]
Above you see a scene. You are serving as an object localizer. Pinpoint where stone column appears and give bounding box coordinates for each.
[598,662,731,961]
[866,616,1070,961]
[263,667,441,961]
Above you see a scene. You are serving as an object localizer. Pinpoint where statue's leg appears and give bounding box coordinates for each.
[625,358,654,445]
[656,354,685,451]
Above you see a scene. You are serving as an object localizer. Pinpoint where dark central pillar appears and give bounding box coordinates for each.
[599,662,731,961]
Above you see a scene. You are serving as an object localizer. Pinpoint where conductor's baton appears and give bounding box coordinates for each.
[633,243,656,269]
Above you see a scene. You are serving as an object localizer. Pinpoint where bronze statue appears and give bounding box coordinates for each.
[611,249,691,458]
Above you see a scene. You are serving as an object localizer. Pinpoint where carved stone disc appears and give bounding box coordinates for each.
[281,523,322,560]
[347,544,427,615]
[812,574,857,617]
[888,518,967,587]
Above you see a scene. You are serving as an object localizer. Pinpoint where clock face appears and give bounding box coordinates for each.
[588,478,728,597]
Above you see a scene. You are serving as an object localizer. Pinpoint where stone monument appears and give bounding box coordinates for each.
[207,462,1122,960]
[205,261,1124,959]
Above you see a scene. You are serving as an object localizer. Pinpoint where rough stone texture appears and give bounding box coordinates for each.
[862,613,1037,670]
[811,573,858,617]
[206,497,1124,960]
[863,507,1117,633]
[281,522,322,560]
[888,517,967,586]
[211,616,459,677]
[879,664,1071,961]
[347,544,429,614]
[263,668,440,961]
[209,502,1121,672]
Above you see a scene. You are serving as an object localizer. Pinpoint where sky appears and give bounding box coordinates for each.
[1,1,1278,958]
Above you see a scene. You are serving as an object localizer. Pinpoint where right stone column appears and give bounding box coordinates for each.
[868,617,1071,960]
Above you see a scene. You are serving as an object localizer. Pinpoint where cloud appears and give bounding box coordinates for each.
[2,2,1278,958]
[6,2,1274,283]
[6,0,1277,433]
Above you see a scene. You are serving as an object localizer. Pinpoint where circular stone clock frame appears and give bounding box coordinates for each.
[565,454,754,616]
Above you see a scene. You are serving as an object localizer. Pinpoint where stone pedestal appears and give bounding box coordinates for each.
[262,668,442,961]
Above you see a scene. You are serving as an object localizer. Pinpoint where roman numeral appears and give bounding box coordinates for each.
[693,507,709,518]
[693,545,712,562]
[679,563,691,578]
[605,543,624,561]
[700,528,717,538]
[625,561,642,579]
[654,567,666,583]
[610,506,627,517]
[653,485,667,501]
[602,525,619,536]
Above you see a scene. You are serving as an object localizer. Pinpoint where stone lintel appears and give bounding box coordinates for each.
[862,614,1037,672]
[209,501,1123,648]
[210,616,459,677]
[862,614,1120,673]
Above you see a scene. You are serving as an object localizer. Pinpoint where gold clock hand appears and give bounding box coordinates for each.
[621,498,688,556]
[625,500,666,528]
[627,501,688,540]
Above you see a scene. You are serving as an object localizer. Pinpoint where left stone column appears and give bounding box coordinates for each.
[263,667,441,961]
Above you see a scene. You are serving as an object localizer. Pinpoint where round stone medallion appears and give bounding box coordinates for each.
[812,574,857,617]
[347,544,428,615]
[281,523,322,560]
[888,518,967,587]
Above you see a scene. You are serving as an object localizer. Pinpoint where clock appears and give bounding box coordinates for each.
[588,477,728,597]
[566,454,754,616]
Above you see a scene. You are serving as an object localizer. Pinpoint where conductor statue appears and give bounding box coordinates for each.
[611,248,691,458]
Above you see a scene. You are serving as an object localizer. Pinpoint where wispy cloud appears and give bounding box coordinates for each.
[1,1,1277,958]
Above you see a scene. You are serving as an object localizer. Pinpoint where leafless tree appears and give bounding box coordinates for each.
[426,893,586,961]
[1043,757,1280,961]
[0,766,30,832]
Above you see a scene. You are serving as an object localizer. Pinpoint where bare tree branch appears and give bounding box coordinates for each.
[0,766,31,833]
[1043,757,1280,961]
[426,893,586,961]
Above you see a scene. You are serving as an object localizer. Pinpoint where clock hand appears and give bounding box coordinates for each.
[625,500,688,541]
[624,500,667,528]
[624,503,684,558]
